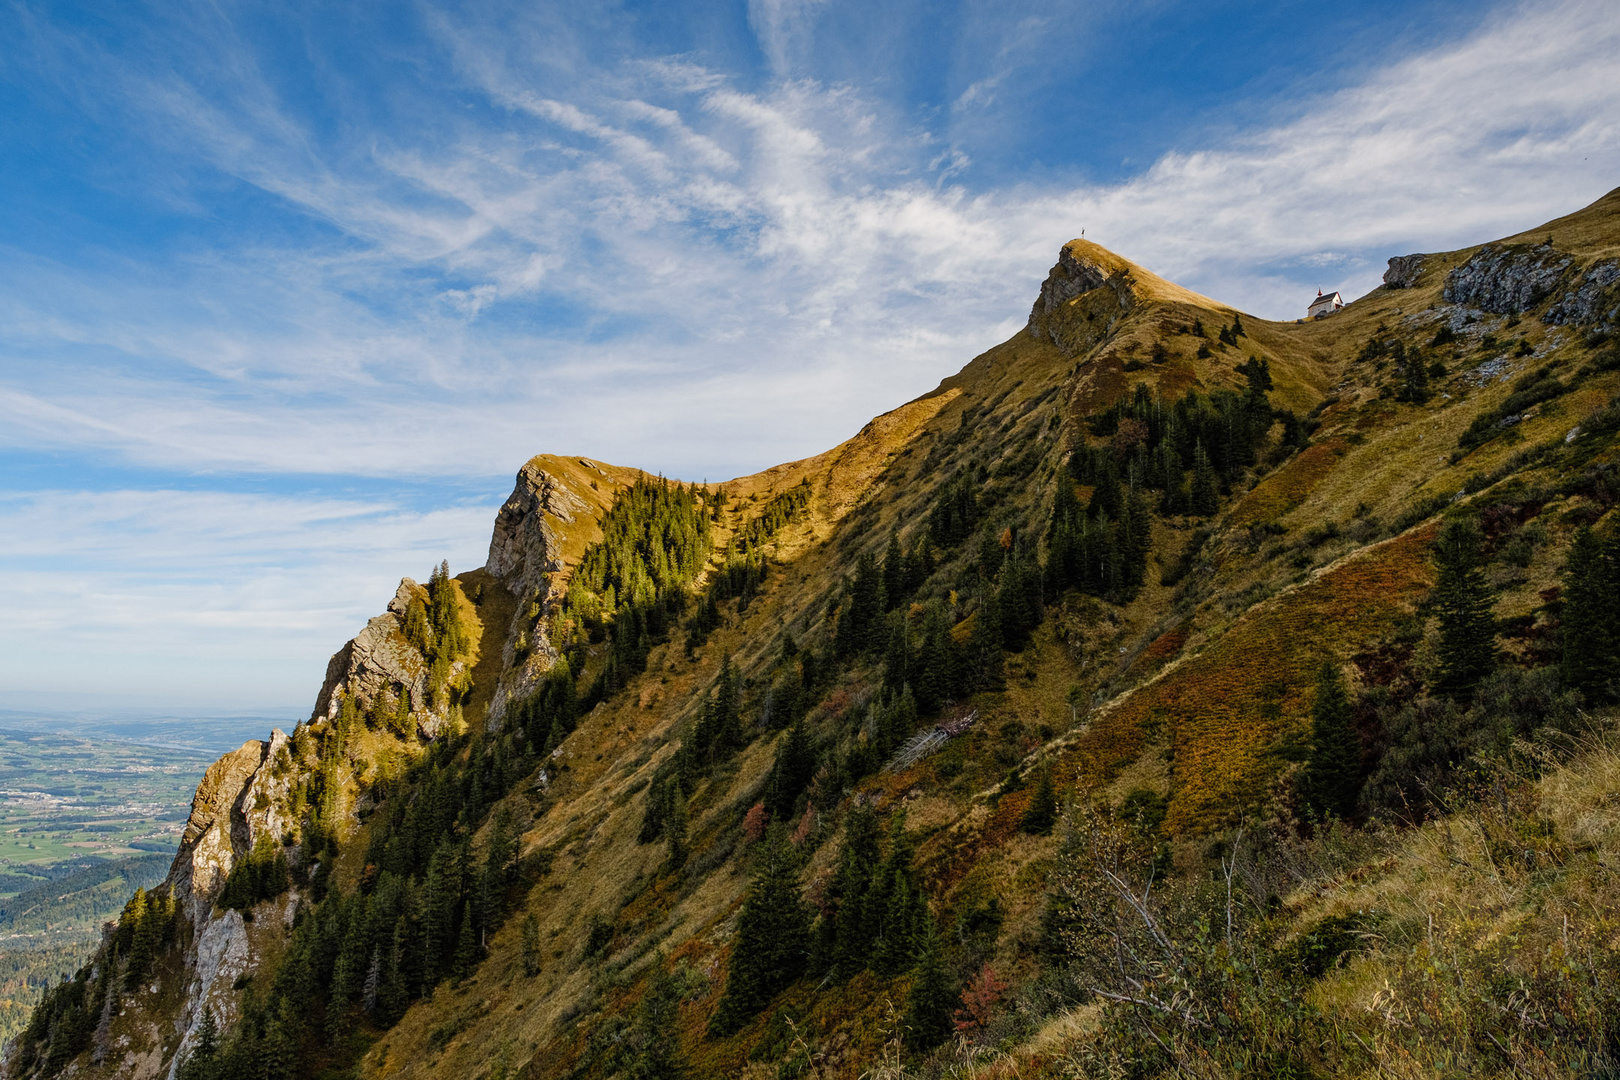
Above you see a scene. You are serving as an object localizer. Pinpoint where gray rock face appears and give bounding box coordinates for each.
[309,579,430,724]
[1033,245,1110,320]
[485,462,591,724]
[168,740,267,932]
[1443,243,1572,313]
[1383,254,1426,289]
[486,460,587,599]
[1025,243,1133,352]
[1544,259,1620,326]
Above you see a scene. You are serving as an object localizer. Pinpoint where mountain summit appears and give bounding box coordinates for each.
[10,188,1620,1080]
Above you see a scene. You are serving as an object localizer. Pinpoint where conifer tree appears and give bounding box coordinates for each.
[1400,352,1431,403]
[882,535,906,611]
[903,917,954,1051]
[122,889,153,992]
[868,814,929,976]
[627,961,689,1079]
[1560,526,1619,703]
[818,804,883,980]
[1019,768,1058,834]
[882,616,913,695]
[966,588,1005,692]
[665,794,689,871]
[1301,661,1361,819]
[453,904,480,980]
[836,551,885,657]
[380,921,409,1024]
[1189,442,1220,516]
[707,833,810,1035]
[765,718,817,821]
[1433,518,1497,698]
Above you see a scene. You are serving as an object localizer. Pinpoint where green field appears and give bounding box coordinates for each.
[0,727,225,1050]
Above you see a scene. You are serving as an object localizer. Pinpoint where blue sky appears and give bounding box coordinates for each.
[3,0,1618,711]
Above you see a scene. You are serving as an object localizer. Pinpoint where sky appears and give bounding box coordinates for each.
[2,0,1618,711]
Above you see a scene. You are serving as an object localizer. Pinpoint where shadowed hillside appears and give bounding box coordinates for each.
[8,187,1620,1080]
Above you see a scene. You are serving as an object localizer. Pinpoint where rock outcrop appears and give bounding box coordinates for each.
[1443,243,1572,313]
[484,461,591,723]
[152,731,304,1080]
[309,579,431,724]
[1544,258,1620,326]
[169,739,268,928]
[1026,242,1135,355]
[487,460,588,600]
[1383,253,1426,289]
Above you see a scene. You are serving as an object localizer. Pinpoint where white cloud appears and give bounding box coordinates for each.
[4,0,1618,486]
[0,489,493,706]
[3,0,1620,704]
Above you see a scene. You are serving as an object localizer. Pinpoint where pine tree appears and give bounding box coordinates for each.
[1019,768,1058,834]
[123,889,154,992]
[820,804,883,980]
[627,961,689,1080]
[1301,661,1361,819]
[453,904,480,980]
[91,975,116,1066]
[1400,352,1431,403]
[966,588,1005,692]
[665,793,689,871]
[765,719,817,821]
[1560,526,1619,703]
[869,815,928,976]
[379,921,409,1024]
[707,833,810,1036]
[361,946,382,1014]
[1433,518,1497,698]
[902,917,954,1051]
[882,535,906,611]
[882,616,913,695]
[1189,442,1220,516]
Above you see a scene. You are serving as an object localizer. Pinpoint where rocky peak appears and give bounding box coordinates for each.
[487,460,590,599]
[1026,240,1139,354]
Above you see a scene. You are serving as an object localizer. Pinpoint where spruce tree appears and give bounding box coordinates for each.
[966,588,1005,692]
[1301,661,1361,819]
[665,793,689,871]
[1189,442,1220,516]
[707,833,810,1035]
[882,535,906,611]
[765,718,817,821]
[902,917,954,1051]
[1400,353,1431,403]
[1019,768,1058,834]
[1560,526,1619,703]
[826,804,883,980]
[1433,518,1497,698]
[628,961,689,1079]
[453,904,480,980]
[123,889,154,992]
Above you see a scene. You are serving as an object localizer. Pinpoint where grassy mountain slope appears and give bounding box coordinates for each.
[9,188,1620,1080]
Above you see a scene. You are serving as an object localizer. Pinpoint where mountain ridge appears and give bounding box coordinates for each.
[9,186,1620,1080]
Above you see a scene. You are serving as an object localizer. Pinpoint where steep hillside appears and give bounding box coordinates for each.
[9,188,1620,1080]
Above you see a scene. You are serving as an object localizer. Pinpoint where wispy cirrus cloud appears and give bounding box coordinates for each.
[1,0,1618,706]
[4,0,1616,479]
